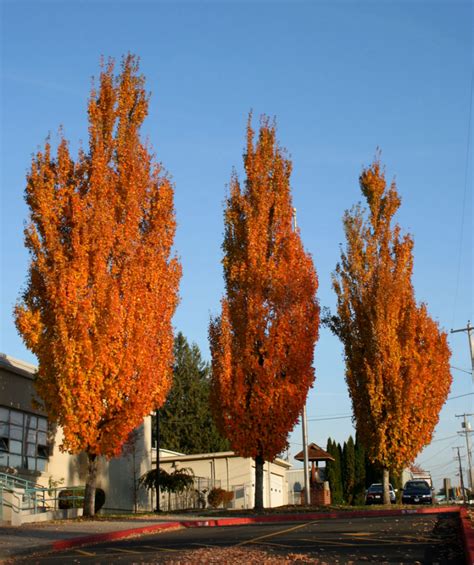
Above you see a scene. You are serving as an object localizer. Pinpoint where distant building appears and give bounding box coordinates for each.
[155,448,291,509]
[402,464,432,487]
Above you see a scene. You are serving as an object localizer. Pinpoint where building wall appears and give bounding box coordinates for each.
[1,356,50,477]
[159,452,290,509]
[44,418,153,512]
[286,468,304,505]
[0,355,43,413]
[1,354,153,512]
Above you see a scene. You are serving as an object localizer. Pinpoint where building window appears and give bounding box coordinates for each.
[0,407,49,473]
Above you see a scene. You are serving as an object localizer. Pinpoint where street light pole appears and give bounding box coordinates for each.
[293,207,311,506]
[301,403,311,506]
[155,409,160,512]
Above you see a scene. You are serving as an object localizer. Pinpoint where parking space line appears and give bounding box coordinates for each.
[341,533,402,542]
[189,542,223,548]
[343,534,442,545]
[394,535,443,544]
[297,537,360,547]
[74,549,96,556]
[235,520,314,547]
[252,540,296,548]
[141,545,180,552]
[111,547,141,554]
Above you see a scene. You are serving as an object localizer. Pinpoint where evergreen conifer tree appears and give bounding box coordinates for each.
[154,333,229,454]
[326,438,343,504]
[354,434,367,505]
[342,436,356,504]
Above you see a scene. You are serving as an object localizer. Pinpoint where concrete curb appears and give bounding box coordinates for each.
[51,521,183,551]
[4,506,470,561]
[459,507,474,565]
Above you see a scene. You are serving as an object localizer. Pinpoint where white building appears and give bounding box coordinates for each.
[156,449,291,509]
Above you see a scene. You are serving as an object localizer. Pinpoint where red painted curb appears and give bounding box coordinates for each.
[459,508,474,565]
[193,506,461,527]
[52,521,182,551]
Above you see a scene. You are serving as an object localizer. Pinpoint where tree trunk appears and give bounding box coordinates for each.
[254,453,265,510]
[83,453,98,517]
[382,467,390,506]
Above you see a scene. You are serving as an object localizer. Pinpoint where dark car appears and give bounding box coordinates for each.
[365,483,396,504]
[402,480,433,504]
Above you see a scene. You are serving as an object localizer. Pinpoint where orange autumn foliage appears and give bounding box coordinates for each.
[15,55,181,459]
[209,116,319,464]
[331,158,451,473]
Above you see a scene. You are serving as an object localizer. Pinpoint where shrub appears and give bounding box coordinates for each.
[139,467,194,494]
[207,487,234,508]
[94,488,106,512]
[58,489,82,509]
[58,487,106,512]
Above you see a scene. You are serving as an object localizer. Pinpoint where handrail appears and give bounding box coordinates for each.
[1,472,85,517]
[0,484,23,515]
[0,472,41,490]
[22,485,85,513]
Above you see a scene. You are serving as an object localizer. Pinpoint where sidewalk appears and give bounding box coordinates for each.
[0,514,199,562]
[0,506,471,563]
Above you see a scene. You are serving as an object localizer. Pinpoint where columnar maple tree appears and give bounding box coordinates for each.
[14,55,181,515]
[209,116,319,510]
[331,158,451,504]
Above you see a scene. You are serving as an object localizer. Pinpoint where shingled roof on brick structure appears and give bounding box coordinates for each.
[294,442,335,462]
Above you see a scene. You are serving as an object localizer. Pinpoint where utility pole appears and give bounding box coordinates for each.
[454,446,467,504]
[451,321,474,380]
[456,413,474,492]
[293,207,310,506]
[154,409,160,512]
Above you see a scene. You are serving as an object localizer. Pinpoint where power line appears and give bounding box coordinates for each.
[451,366,472,375]
[307,415,352,422]
[417,437,460,465]
[430,459,458,472]
[431,464,457,480]
[451,69,473,326]
[447,392,474,401]
[431,434,459,443]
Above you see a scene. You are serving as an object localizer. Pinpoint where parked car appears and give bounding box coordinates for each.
[402,480,433,504]
[365,483,396,505]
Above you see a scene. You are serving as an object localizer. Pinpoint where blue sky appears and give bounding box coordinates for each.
[1,1,472,491]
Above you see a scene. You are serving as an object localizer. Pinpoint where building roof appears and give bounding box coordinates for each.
[0,353,37,379]
[294,443,335,462]
[156,450,292,469]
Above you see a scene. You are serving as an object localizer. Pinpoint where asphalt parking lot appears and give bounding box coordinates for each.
[19,511,464,564]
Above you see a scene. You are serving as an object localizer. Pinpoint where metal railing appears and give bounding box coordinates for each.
[0,472,40,491]
[0,471,84,521]
[154,477,222,512]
